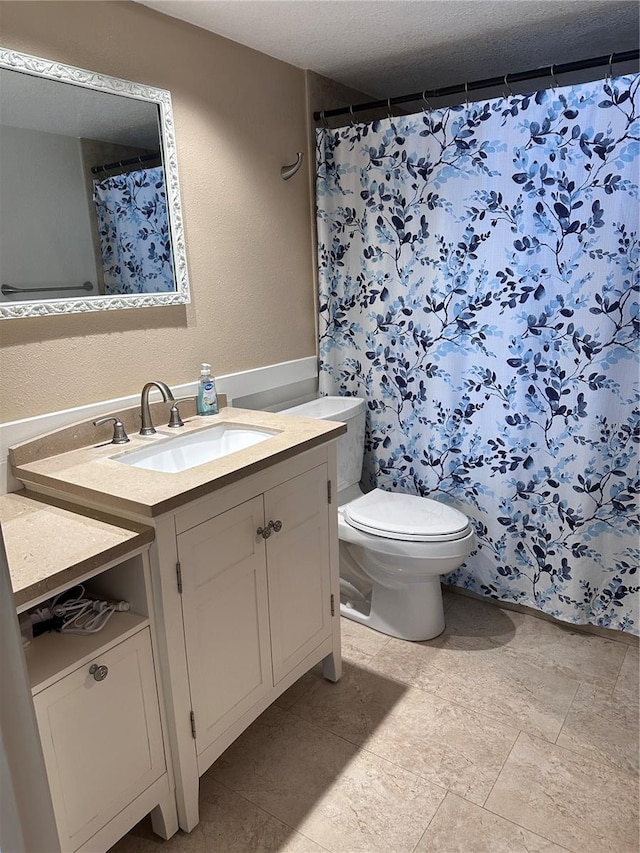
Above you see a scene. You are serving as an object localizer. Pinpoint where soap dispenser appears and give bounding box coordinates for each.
[197,363,219,415]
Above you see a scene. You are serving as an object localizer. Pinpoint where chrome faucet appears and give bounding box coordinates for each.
[140,380,175,435]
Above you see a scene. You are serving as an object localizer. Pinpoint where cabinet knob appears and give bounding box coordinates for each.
[89,663,109,682]
[269,520,283,533]
[257,526,272,539]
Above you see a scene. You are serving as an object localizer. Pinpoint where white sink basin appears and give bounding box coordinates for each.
[114,423,278,473]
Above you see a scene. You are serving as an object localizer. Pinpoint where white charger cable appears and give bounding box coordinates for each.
[50,584,130,634]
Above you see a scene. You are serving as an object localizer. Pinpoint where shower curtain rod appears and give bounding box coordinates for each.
[313,49,640,121]
[91,150,160,176]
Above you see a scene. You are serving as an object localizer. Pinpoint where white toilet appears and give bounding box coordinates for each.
[283,396,475,641]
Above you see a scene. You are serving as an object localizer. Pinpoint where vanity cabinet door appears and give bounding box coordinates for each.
[177,496,272,756]
[265,464,332,684]
[32,628,165,853]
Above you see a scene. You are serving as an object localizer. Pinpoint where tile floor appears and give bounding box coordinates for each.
[113,591,639,853]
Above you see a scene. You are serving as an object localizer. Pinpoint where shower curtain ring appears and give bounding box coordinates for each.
[349,105,355,128]
[387,97,393,119]
[550,64,559,91]
[464,82,469,108]
[607,53,614,81]
[320,110,329,129]
[504,73,513,98]
[422,90,433,112]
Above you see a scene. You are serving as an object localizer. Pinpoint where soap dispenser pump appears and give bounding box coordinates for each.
[197,363,219,415]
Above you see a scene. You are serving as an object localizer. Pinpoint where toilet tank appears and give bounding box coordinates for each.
[282,396,365,494]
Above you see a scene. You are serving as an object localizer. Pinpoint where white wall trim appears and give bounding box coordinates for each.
[1,356,318,495]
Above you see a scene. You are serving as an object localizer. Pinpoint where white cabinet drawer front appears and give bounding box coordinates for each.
[177,496,272,754]
[265,464,331,683]
[33,628,165,851]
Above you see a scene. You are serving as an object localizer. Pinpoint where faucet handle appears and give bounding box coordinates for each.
[93,416,130,445]
[168,397,197,428]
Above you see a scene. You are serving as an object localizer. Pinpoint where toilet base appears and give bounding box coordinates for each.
[341,575,445,641]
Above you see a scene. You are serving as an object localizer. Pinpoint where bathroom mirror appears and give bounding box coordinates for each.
[0,48,190,319]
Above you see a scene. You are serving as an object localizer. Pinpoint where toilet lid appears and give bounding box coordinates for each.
[344,488,471,542]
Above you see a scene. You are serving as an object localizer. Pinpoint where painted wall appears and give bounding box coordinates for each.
[0,1,316,421]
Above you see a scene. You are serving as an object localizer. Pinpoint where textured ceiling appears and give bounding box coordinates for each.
[137,0,639,98]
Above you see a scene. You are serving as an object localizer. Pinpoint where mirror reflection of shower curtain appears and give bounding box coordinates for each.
[93,165,174,294]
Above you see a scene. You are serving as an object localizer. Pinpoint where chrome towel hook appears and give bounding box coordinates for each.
[280,151,304,181]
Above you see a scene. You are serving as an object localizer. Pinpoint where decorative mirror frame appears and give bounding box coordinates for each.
[0,48,191,319]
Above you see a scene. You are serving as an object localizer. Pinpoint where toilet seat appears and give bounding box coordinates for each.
[344,488,471,542]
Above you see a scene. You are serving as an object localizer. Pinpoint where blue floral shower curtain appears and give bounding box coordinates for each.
[93,165,174,294]
[317,74,639,634]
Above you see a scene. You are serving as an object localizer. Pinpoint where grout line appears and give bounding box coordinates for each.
[481,795,575,853]
[353,662,535,744]
[479,728,524,808]
[515,728,639,782]
[547,700,639,780]
[408,790,450,853]
[553,673,581,745]
[612,643,636,695]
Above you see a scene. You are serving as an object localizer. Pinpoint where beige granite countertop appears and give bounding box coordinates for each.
[1,491,154,610]
[10,406,346,518]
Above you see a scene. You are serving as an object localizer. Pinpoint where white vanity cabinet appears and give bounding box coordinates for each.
[177,463,332,758]
[153,443,342,831]
[9,410,344,837]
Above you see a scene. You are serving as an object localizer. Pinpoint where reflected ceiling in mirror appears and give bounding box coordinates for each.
[0,48,191,319]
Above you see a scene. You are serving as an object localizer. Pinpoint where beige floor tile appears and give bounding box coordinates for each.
[365,633,579,741]
[444,596,628,692]
[339,615,391,664]
[110,780,328,853]
[416,792,569,853]
[615,645,639,701]
[209,704,445,853]
[198,777,329,852]
[109,813,215,853]
[289,660,409,739]
[485,732,640,853]
[291,661,518,805]
[439,594,523,646]
[556,667,639,776]
[274,668,323,711]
